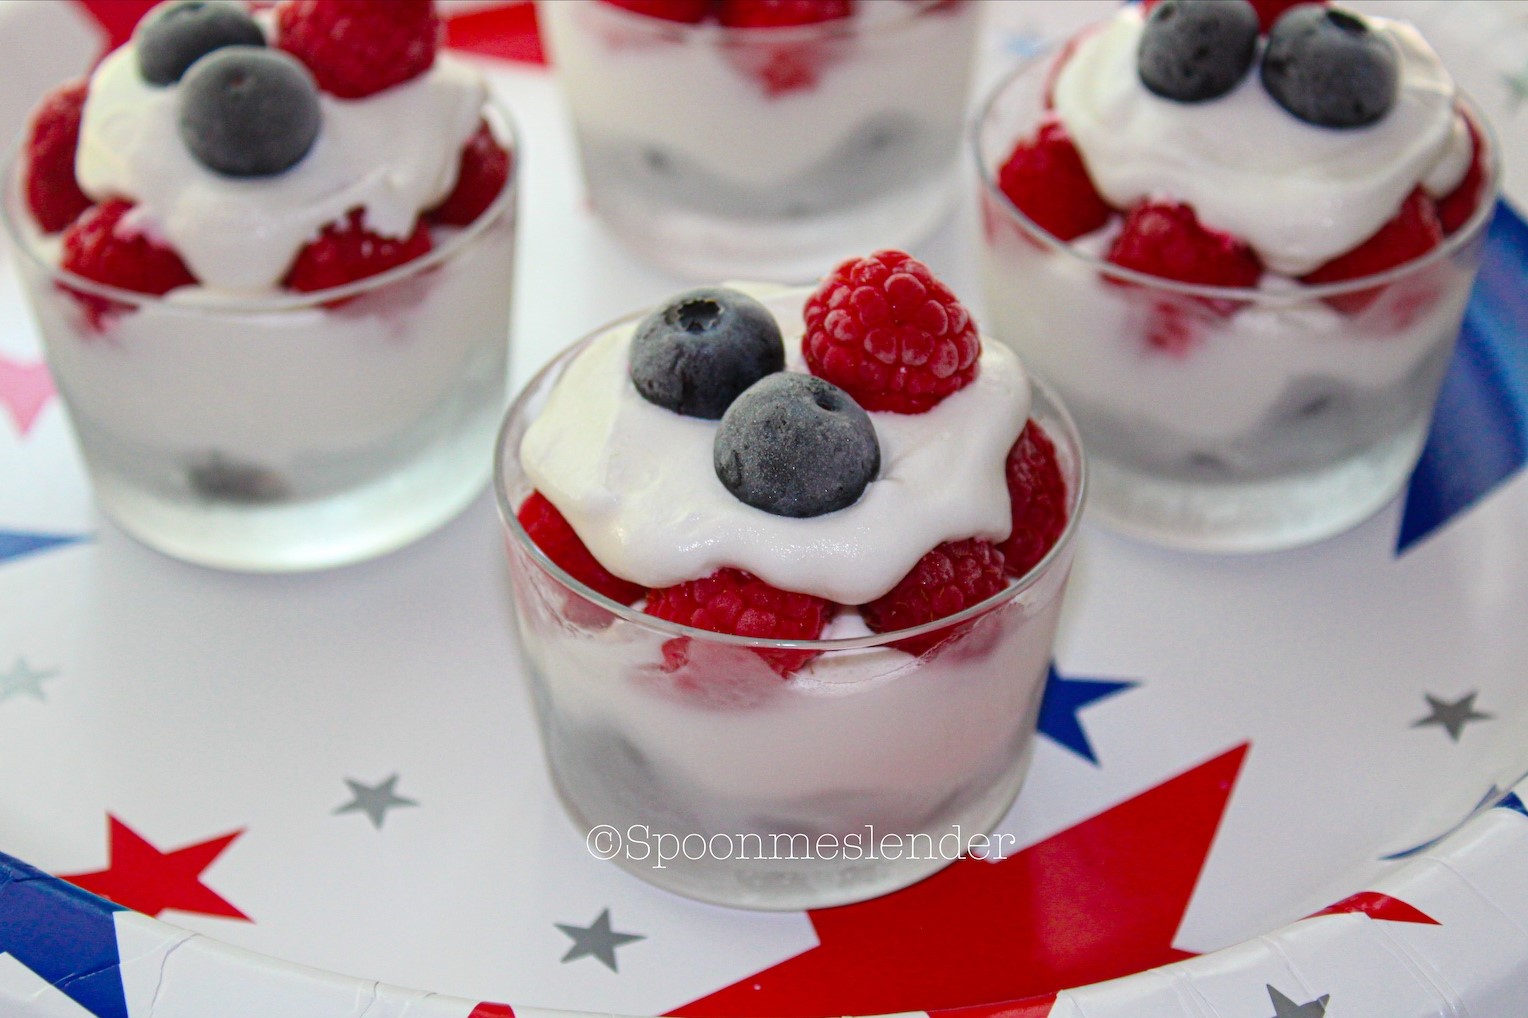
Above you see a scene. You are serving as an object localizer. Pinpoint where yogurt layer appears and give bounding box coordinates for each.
[77,41,486,292]
[1052,7,1470,276]
[519,287,1031,605]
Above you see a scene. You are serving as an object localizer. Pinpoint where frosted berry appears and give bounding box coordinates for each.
[803,250,980,415]
[861,539,1008,656]
[276,0,439,99]
[1138,0,1259,103]
[135,0,265,86]
[179,47,320,178]
[645,568,831,676]
[714,373,879,518]
[1261,5,1397,128]
[630,287,784,419]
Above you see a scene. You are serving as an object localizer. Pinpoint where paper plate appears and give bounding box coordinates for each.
[3,2,1527,1016]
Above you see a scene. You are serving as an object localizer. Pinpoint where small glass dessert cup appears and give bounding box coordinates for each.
[974,55,1499,554]
[539,0,979,281]
[494,316,1085,911]
[1,106,518,572]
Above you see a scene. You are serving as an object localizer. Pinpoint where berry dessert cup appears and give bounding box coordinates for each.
[495,252,1084,909]
[974,0,1499,552]
[2,0,518,571]
[539,0,979,281]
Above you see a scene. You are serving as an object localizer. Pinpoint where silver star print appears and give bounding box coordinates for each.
[1267,985,1329,1017]
[0,658,57,703]
[332,774,418,829]
[556,909,643,972]
[1413,692,1494,742]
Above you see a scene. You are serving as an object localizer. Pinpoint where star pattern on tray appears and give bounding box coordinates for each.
[556,908,644,972]
[0,354,55,437]
[1266,985,1329,1017]
[58,814,249,921]
[1382,784,1504,860]
[0,657,57,703]
[0,531,89,566]
[672,745,1248,1017]
[1412,691,1494,742]
[1037,664,1137,764]
[333,774,418,829]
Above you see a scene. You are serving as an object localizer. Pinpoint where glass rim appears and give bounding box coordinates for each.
[0,94,520,315]
[970,49,1504,305]
[571,0,962,44]
[492,300,1088,653]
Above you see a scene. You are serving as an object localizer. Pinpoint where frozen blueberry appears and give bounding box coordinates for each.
[178,47,320,178]
[1138,0,1259,103]
[630,287,784,419]
[1261,5,1398,128]
[136,0,265,86]
[714,373,880,518]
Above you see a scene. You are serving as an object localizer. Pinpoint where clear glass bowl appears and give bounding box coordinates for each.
[973,53,1500,553]
[540,0,979,281]
[2,103,519,572]
[493,310,1086,910]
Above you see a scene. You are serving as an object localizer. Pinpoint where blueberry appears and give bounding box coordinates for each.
[630,287,785,420]
[178,47,320,178]
[1137,0,1259,103]
[1261,5,1398,128]
[135,0,265,87]
[714,373,880,519]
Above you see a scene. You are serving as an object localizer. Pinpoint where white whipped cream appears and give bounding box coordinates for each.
[519,287,1031,605]
[76,43,485,292]
[1052,8,1467,276]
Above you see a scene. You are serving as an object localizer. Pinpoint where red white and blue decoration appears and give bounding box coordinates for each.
[3,2,1528,1017]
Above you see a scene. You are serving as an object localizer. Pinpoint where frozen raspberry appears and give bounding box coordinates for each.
[518,491,646,606]
[861,539,1008,657]
[23,80,92,234]
[716,0,854,96]
[997,119,1113,242]
[803,250,980,414]
[1001,421,1068,578]
[645,568,831,676]
[276,0,439,99]
[60,200,197,329]
[603,0,713,21]
[716,0,852,27]
[1300,189,1443,315]
[283,209,432,294]
[430,121,512,227]
[1436,118,1489,236]
[1107,202,1263,290]
[1249,0,1322,33]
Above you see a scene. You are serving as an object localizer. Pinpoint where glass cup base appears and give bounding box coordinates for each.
[588,169,959,283]
[1083,420,1428,554]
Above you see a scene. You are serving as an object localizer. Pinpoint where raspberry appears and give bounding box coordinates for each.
[283,209,432,294]
[1001,421,1068,578]
[60,200,196,329]
[1300,189,1444,315]
[24,80,92,234]
[716,0,854,96]
[430,121,512,227]
[518,491,646,606]
[603,0,713,21]
[645,568,831,676]
[997,119,1113,242]
[1107,202,1263,290]
[1248,0,1321,33]
[803,250,980,414]
[716,0,852,27]
[861,540,1008,657]
[276,0,439,99]
[1436,118,1489,236]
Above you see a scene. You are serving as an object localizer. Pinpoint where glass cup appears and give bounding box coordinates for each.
[539,0,979,281]
[494,314,1086,910]
[974,57,1500,553]
[2,105,519,572]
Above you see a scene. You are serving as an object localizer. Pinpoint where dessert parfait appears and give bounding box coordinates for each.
[3,0,517,570]
[540,0,979,280]
[495,251,1084,909]
[976,0,1498,551]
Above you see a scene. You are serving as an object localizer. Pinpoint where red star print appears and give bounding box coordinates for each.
[59,815,250,921]
[672,744,1250,1018]
[1308,890,1438,925]
[0,355,56,438]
